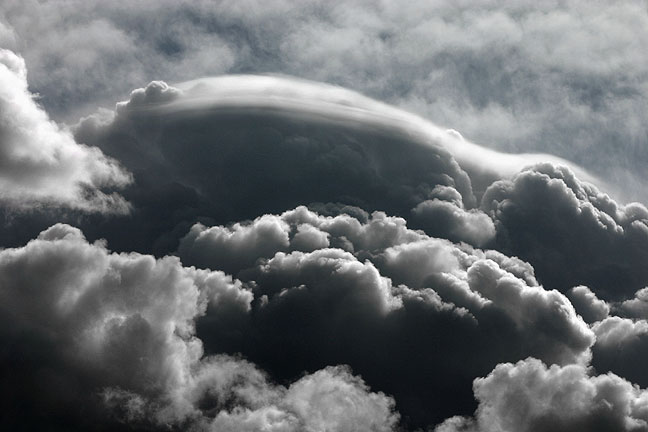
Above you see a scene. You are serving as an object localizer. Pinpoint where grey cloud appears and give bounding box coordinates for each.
[72,77,486,255]
[183,206,593,428]
[0,224,397,431]
[3,0,648,202]
[179,214,291,276]
[0,49,131,213]
[482,163,648,300]
[591,317,648,390]
[411,185,496,247]
[566,286,610,324]
[436,357,648,432]
[68,75,608,258]
[3,2,648,431]
[616,288,648,320]
[178,206,424,275]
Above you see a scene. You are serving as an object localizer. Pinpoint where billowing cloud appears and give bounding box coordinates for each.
[566,286,610,324]
[71,77,478,255]
[0,49,130,213]
[2,0,648,202]
[2,4,648,429]
[591,317,648,390]
[67,76,603,257]
[1,71,645,431]
[180,205,593,427]
[411,185,496,247]
[482,163,648,300]
[0,223,397,431]
[436,358,648,432]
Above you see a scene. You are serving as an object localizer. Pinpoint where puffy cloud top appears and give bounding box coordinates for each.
[437,358,648,432]
[3,4,648,428]
[483,163,648,300]
[0,223,398,431]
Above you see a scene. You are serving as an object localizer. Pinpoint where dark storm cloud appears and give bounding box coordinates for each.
[617,288,648,320]
[565,286,610,324]
[72,77,477,254]
[2,4,648,428]
[436,358,648,432]
[1,69,647,431]
[591,317,648,390]
[66,75,602,257]
[0,49,130,213]
[180,205,593,427]
[482,163,648,300]
[2,0,648,202]
[0,224,398,431]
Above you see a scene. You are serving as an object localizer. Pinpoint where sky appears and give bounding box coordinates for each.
[1,1,648,431]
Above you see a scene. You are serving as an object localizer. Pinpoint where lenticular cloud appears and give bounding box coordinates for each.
[2,70,648,432]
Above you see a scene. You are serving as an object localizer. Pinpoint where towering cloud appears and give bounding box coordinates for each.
[68,76,599,256]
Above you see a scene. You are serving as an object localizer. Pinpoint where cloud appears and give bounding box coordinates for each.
[566,286,610,324]
[616,288,648,320]
[3,0,648,202]
[411,185,496,247]
[72,77,480,255]
[178,206,424,275]
[67,76,604,257]
[591,316,648,391]
[482,163,648,300]
[0,49,131,213]
[0,69,645,431]
[436,357,648,432]
[2,5,648,428]
[0,223,397,431]
[181,205,593,428]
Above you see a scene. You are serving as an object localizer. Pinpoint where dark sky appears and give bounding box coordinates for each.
[2,2,648,432]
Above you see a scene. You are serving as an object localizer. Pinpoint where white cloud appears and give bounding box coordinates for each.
[0,49,131,213]
[436,357,648,432]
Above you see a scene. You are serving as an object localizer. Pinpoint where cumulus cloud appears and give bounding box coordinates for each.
[436,358,648,432]
[411,185,496,247]
[67,75,603,257]
[616,288,648,320]
[3,4,648,429]
[180,205,593,428]
[0,48,131,213]
[0,223,397,431]
[1,71,645,431]
[566,286,610,324]
[72,77,483,255]
[482,163,648,300]
[591,317,648,390]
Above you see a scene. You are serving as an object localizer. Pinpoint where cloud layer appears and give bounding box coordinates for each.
[2,0,648,201]
[2,4,648,430]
